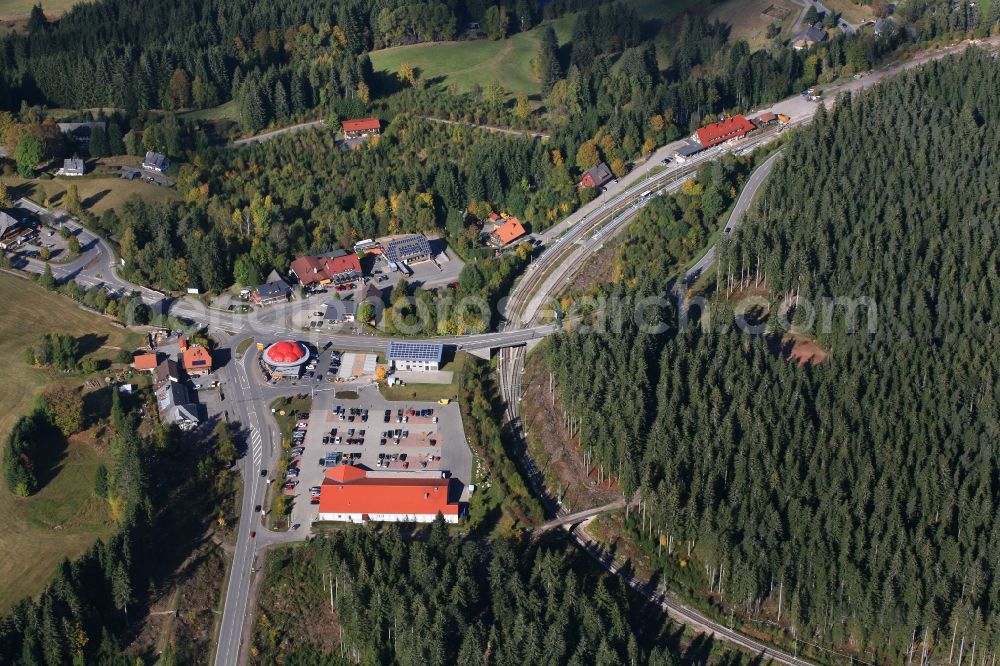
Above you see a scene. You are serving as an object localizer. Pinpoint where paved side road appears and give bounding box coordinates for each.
[233,120,326,145]
[683,148,785,285]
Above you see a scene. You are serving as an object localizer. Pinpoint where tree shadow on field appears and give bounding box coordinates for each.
[31,413,70,491]
[82,385,114,429]
[75,332,109,357]
[82,188,110,209]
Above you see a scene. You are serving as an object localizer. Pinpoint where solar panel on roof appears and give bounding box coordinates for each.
[387,342,443,362]
[385,235,431,263]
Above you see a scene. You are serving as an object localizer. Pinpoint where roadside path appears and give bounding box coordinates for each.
[417,115,550,139]
[233,120,326,145]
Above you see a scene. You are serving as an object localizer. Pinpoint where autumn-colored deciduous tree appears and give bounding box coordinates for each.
[43,385,85,436]
[169,68,192,109]
[575,141,601,170]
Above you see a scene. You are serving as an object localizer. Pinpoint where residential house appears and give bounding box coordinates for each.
[142,151,170,172]
[183,344,213,377]
[325,299,358,324]
[694,115,756,149]
[0,211,24,243]
[488,217,527,248]
[155,358,181,385]
[580,162,614,189]
[874,17,894,37]
[342,117,381,139]
[289,252,363,288]
[252,270,292,305]
[58,158,86,177]
[792,25,828,50]
[155,380,199,431]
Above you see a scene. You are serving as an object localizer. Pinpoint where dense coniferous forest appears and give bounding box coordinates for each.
[250,522,757,665]
[544,50,1000,659]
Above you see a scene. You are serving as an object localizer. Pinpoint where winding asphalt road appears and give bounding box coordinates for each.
[682,148,785,286]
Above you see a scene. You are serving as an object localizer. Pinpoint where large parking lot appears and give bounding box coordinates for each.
[284,385,471,528]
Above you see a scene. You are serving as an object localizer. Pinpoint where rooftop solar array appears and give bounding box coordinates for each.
[387,341,444,362]
[385,235,431,263]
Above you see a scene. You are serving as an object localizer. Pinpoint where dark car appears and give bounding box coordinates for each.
[254,504,261,512]
[249,531,256,538]
[260,469,267,477]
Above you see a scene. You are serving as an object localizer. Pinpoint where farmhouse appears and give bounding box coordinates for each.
[342,117,381,139]
[387,341,443,372]
[182,344,213,377]
[694,115,756,149]
[142,151,170,172]
[317,464,460,524]
[580,162,613,189]
[253,270,292,305]
[792,25,828,50]
[290,252,362,287]
[383,234,432,264]
[488,217,527,248]
[57,158,86,177]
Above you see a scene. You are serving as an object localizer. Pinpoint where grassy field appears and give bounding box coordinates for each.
[370,16,573,99]
[821,0,875,25]
[0,0,88,17]
[180,100,238,121]
[709,0,801,48]
[7,173,178,215]
[0,272,143,610]
[623,0,704,22]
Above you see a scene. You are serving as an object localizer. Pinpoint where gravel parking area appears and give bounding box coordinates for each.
[288,385,471,528]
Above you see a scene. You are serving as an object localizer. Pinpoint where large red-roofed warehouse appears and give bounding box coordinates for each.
[695,115,756,149]
[318,464,461,524]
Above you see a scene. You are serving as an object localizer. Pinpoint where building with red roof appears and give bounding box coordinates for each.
[132,352,158,371]
[261,340,310,379]
[342,117,381,139]
[488,217,527,248]
[317,465,460,524]
[289,252,362,287]
[694,115,756,149]
[182,344,213,377]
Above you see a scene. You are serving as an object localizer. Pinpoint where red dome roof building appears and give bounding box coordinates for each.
[261,340,310,379]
